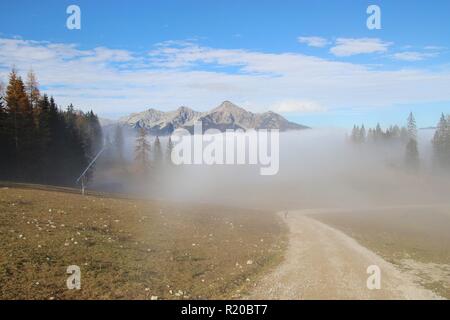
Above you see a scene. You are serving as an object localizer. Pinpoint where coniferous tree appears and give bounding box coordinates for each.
[86,110,103,157]
[351,125,359,143]
[405,112,419,170]
[25,69,40,110]
[407,112,417,140]
[360,124,366,143]
[432,113,449,169]
[5,69,36,180]
[350,125,366,144]
[76,108,101,159]
[0,68,103,186]
[134,128,151,174]
[62,104,88,184]
[351,121,409,146]
[46,96,64,183]
[5,69,26,152]
[35,94,51,182]
[153,136,163,168]
[375,123,383,142]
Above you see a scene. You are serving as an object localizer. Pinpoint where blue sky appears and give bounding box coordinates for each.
[1,0,450,128]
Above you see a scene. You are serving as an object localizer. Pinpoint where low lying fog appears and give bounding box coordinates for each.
[93,128,450,211]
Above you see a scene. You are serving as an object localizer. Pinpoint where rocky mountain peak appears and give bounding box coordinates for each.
[116,101,309,134]
[176,106,194,113]
[212,100,248,114]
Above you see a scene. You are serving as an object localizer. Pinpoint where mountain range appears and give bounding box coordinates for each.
[109,101,309,135]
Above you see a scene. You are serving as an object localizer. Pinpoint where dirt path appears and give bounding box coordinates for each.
[248,211,442,300]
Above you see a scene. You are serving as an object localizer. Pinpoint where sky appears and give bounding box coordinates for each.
[0,0,450,128]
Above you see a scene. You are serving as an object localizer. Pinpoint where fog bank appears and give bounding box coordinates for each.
[93,128,450,211]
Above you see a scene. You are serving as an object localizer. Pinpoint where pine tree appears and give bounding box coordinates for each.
[87,110,103,157]
[360,124,366,143]
[350,124,366,144]
[405,112,419,170]
[351,125,359,143]
[166,136,174,165]
[153,136,163,168]
[135,128,151,174]
[407,112,417,141]
[375,123,383,141]
[64,105,89,185]
[432,113,449,169]
[36,95,51,182]
[46,96,64,183]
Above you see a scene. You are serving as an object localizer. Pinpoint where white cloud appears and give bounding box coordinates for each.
[393,51,439,61]
[424,46,444,51]
[273,100,325,113]
[81,47,134,63]
[330,38,392,57]
[1,38,450,119]
[298,36,329,48]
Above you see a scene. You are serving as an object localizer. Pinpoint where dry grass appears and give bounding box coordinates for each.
[0,186,287,300]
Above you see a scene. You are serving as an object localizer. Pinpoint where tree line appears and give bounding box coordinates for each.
[0,69,103,186]
[133,128,173,175]
[351,112,450,171]
[432,113,450,170]
[350,123,409,144]
[101,125,174,176]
